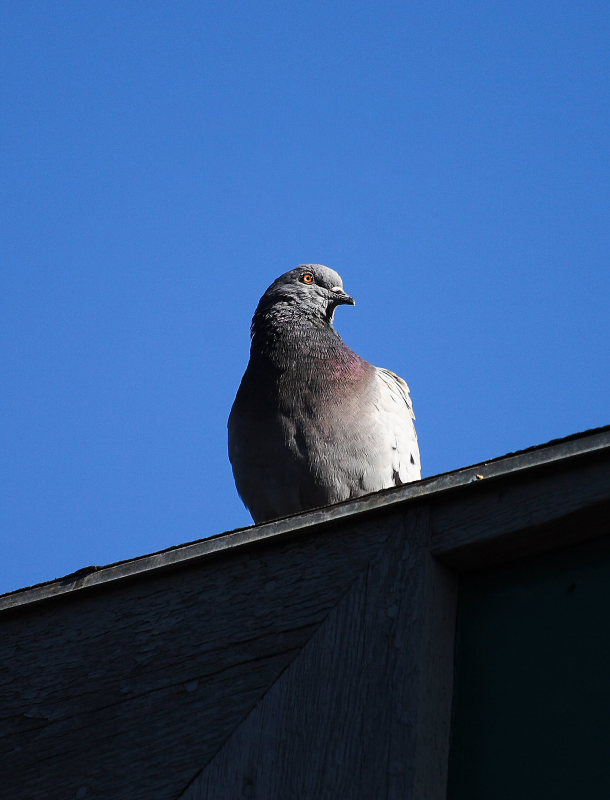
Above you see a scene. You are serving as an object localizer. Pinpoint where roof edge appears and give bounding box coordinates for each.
[2,424,610,613]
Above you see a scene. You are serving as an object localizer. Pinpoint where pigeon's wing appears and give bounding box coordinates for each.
[373,367,421,484]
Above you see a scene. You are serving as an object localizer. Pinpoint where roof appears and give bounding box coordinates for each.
[3,424,610,800]
[3,423,610,614]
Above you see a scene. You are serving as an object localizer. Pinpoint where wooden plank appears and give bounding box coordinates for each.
[414,553,459,796]
[0,515,393,800]
[431,453,610,569]
[178,508,457,800]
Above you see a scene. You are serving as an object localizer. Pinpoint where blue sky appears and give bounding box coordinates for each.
[2,1,609,594]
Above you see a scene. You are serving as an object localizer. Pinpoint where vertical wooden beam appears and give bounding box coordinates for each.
[180,507,457,800]
[413,548,459,798]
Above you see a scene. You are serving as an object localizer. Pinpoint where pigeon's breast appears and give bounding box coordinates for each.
[272,352,378,483]
[228,332,403,522]
[277,349,374,421]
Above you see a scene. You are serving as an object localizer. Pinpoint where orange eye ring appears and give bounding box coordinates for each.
[302,273,314,284]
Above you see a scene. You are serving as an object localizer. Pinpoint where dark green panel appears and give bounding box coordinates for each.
[449,534,610,800]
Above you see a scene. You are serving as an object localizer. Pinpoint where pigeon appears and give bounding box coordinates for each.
[228,264,421,523]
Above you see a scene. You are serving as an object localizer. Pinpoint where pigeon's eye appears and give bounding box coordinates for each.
[302,273,314,285]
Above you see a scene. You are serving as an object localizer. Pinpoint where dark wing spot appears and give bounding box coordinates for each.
[294,427,307,457]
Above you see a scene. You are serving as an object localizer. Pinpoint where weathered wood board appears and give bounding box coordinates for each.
[1,513,400,800]
[179,509,456,800]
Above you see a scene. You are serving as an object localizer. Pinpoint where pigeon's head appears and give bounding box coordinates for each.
[255,264,355,326]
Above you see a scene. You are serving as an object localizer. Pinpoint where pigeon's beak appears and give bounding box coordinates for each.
[330,286,356,306]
